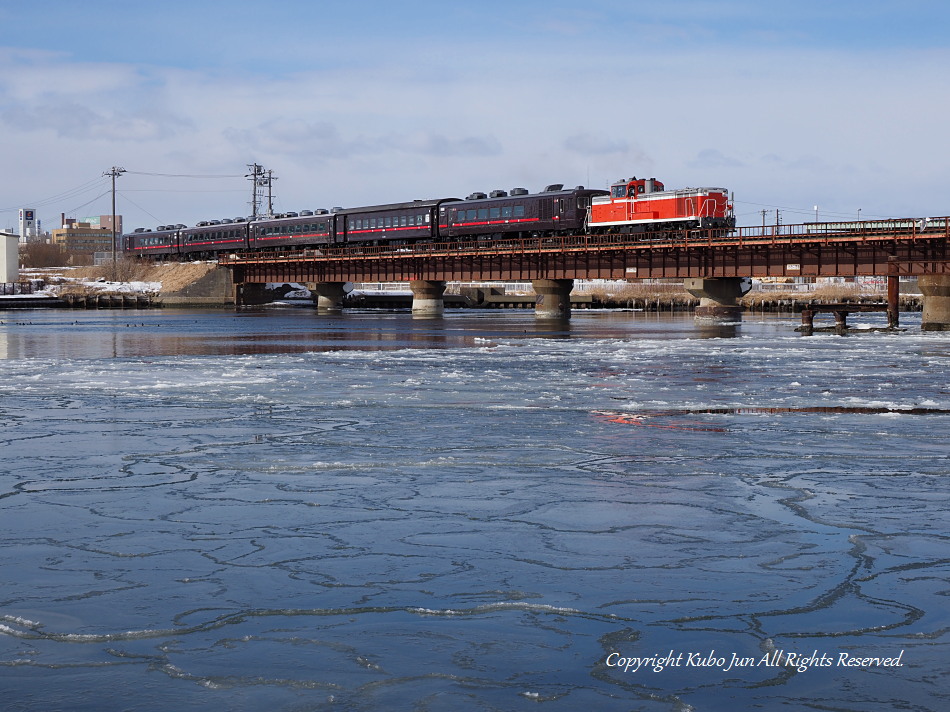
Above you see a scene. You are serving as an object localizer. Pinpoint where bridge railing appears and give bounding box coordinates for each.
[217,216,950,264]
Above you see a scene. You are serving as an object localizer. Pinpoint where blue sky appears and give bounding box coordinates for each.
[1,0,949,231]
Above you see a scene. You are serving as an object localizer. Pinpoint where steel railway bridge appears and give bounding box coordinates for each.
[220,217,950,328]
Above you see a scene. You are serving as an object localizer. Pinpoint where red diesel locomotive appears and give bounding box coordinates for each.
[588,177,734,234]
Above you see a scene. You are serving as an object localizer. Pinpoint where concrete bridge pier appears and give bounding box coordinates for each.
[308,282,347,313]
[410,280,446,316]
[684,277,751,320]
[234,282,269,306]
[533,279,573,319]
[920,274,950,331]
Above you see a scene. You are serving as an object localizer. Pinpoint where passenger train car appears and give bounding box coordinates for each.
[124,175,735,259]
[440,185,607,239]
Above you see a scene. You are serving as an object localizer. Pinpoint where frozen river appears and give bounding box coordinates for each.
[0,308,947,711]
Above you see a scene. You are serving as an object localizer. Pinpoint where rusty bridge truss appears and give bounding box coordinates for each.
[220,218,950,284]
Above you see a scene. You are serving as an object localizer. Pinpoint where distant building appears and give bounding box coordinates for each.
[74,214,122,235]
[19,208,39,243]
[52,215,123,261]
[2,230,18,282]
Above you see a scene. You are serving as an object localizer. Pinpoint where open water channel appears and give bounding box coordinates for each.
[0,307,947,711]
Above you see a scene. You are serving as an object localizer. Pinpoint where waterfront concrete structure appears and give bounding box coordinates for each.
[410,280,446,316]
[919,275,950,331]
[532,278,573,319]
[309,282,347,312]
[684,277,751,319]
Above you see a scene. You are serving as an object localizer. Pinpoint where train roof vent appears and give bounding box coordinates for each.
[177,224,187,229]
[284,212,298,218]
[134,227,146,233]
[489,189,508,198]
[299,210,313,216]
[466,192,488,200]
[156,225,166,231]
[220,218,233,224]
[314,208,329,215]
[331,207,343,213]
[197,221,210,227]
[510,187,529,195]
[574,185,585,190]
[543,183,564,192]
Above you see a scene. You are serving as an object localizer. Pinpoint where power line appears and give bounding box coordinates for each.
[125,170,245,178]
[733,200,897,220]
[0,175,111,213]
[119,189,245,193]
[63,190,112,215]
[116,191,169,226]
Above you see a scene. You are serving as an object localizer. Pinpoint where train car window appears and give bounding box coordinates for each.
[558,199,565,212]
[611,185,627,198]
[477,208,488,220]
[384,217,391,228]
[490,207,500,219]
[401,216,407,227]
[502,206,513,218]
[514,205,525,218]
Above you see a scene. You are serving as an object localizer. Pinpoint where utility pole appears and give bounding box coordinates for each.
[245,163,277,219]
[104,166,126,280]
[246,163,263,219]
[266,169,277,217]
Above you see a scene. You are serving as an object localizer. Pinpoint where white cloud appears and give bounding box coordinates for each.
[2,24,949,228]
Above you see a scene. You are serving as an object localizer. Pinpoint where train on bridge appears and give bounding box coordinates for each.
[124,176,736,259]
